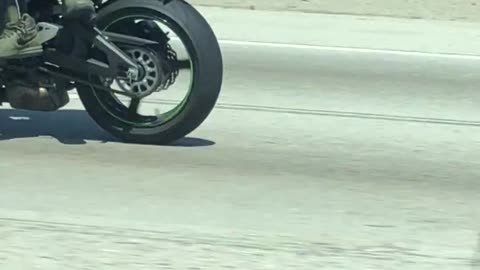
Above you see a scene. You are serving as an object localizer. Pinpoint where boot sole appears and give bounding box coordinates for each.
[0,45,43,59]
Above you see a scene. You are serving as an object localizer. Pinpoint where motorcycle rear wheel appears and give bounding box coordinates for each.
[76,0,223,145]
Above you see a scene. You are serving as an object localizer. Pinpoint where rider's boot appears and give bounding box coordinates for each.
[0,5,42,59]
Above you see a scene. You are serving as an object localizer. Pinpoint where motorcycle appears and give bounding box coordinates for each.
[0,0,223,145]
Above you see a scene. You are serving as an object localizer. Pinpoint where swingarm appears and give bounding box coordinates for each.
[39,22,160,96]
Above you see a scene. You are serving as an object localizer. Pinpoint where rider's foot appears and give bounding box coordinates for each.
[0,9,42,59]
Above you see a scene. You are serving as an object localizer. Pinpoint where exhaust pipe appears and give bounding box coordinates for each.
[6,81,69,112]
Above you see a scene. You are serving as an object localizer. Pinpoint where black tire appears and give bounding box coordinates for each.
[76,0,223,145]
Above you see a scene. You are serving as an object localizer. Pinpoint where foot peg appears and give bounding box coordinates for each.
[37,22,61,44]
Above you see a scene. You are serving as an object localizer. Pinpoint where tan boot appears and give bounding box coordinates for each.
[0,6,42,59]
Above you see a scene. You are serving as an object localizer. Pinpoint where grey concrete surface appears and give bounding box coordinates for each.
[2,8,480,270]
[197,6,480,56]
[190,0,480,22]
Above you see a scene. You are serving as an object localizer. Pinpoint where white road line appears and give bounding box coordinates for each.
[170,36,480,59]
[217,39,480,60]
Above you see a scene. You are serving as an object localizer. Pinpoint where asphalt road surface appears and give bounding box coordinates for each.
[2,11,480,270]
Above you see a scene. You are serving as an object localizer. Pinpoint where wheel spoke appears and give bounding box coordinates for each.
[128,98,141,118]
[111,88,135,98]
[175,59,191,70]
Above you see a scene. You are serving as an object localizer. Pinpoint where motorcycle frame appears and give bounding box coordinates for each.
[43,25,159,79]
[21,0,162,97]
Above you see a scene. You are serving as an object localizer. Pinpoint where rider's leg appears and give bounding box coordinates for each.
[0,0,40,58]
[0,0,96,59]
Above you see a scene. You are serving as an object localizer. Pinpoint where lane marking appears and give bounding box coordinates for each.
[217,39,480,60]
[171,35,480,59]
